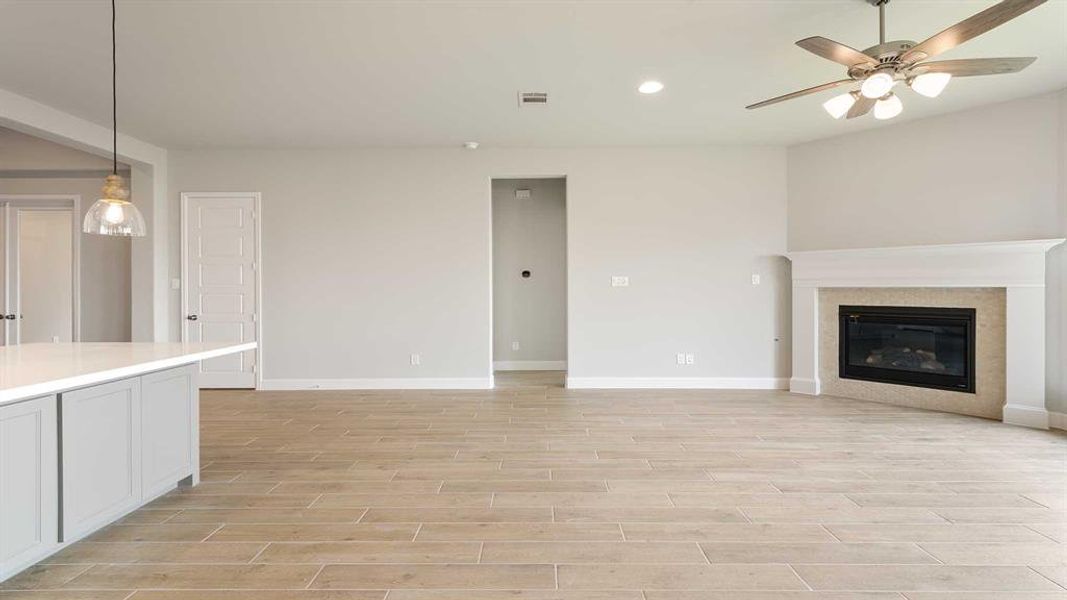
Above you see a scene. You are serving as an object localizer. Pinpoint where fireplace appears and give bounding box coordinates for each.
[839,305,975,393]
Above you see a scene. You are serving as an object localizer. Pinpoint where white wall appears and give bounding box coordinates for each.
[0,128,132,342]
[492,178,567,369]
[787,90,1067,412]
[169,146,789,387]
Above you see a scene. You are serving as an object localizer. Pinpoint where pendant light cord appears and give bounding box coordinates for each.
[112,0,118,176]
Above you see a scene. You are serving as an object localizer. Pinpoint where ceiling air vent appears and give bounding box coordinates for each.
[518,92,548,107]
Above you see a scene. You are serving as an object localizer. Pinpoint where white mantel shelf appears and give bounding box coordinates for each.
[0,342,256,406]
[785,239,1065,430]
[787,239,1064,289]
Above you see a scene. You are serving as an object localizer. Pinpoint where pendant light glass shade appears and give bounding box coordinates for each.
[83,174,146,236]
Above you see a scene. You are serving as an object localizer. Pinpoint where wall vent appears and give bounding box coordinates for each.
[518,92,548,107]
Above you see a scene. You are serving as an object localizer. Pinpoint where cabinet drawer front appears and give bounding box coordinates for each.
[0,396,58,579]
[141,365,197,498]
[61,379,142,541]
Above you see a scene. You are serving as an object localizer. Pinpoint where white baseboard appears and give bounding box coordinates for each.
[1002,403,1051,430]
[1049,411,1067,431]
[789,377,820,395]
[565,376,788,390]
[259,378,494,390]
[493,361,567,371]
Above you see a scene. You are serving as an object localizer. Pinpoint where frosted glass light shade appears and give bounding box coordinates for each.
[823,92,857,119]
[910,72,952,98]
[874,93,903,120]
[861,71,895,99]
[82,174,146,236]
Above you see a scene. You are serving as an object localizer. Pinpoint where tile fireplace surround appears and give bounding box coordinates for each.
[787,239,1064,430]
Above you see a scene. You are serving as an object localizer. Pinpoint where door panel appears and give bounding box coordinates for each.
[17,210,74,343]
[0,395,59,579]
[141,365,197,498]
[183,193,257,388]
[61,378,142,542]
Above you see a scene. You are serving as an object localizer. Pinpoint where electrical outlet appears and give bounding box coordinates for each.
[685,353,695,365]
[676,353,686,365]
[751,274,761,285]
[611,276,630,287]
[410,353,421,366]
[512,341,520,351]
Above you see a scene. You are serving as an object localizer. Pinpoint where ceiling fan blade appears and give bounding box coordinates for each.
[846,95,876,119]
[746,79,854,110]
[796,37,878,69]
[900,0,1048,64]
[912,57,1037,77]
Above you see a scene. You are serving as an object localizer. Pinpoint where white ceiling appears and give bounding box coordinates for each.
[0,0,1064,149]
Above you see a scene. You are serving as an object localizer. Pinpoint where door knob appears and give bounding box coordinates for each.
[186,315,198,321]
[3,314,15,320]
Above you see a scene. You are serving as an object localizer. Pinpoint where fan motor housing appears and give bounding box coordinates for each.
[862,40,916,61]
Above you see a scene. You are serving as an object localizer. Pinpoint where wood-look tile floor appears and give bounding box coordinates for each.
[4,371,1066,599]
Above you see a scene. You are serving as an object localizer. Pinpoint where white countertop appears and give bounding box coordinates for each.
[0,342,256,406]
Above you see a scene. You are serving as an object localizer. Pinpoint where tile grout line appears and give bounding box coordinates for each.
[304,563,327,590]
[246,542,272,564]
[199,523,227,542]
[1028,565,1067,591]
[787,563,814,591]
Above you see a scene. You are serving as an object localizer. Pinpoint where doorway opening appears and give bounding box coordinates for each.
[0,196,80,345]
[491,178,567,388]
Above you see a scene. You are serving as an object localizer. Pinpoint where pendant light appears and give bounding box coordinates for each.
[83,0,146,237]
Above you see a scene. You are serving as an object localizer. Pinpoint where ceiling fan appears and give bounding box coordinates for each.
[746,0,1046,121]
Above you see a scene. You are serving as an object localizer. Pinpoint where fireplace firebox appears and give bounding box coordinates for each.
[839,305,976,393]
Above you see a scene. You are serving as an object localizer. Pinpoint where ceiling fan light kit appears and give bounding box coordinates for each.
[823,92,859,119]
[873,92,904,120]
[909,72,953,98]
[746,0,1046,121]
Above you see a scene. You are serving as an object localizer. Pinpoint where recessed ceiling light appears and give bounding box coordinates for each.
[638,81,664,94]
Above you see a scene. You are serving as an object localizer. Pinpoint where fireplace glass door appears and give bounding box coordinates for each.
[839,305,976,393]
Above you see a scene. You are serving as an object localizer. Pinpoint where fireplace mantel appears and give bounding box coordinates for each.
[786,239,1065,429]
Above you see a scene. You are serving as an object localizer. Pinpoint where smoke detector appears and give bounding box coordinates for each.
[518,92,548,107]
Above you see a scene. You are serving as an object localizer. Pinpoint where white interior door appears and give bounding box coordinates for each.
[16,210,74,344]
[0,204,8,346]
[182,192,258,388]
[0,200,77,345]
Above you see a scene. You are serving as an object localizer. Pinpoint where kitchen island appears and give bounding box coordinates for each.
[0,342,255,581]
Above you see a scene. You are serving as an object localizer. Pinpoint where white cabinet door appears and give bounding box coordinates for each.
[61,379,141,542]
[141,365,198,499]
[0,395,58,580]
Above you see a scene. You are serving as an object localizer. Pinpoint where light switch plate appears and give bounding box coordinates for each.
[512,341,520,351]
[676,353,686,365]
[751,274,761,285]
[611,276,630,287]
[410,353,421,366]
